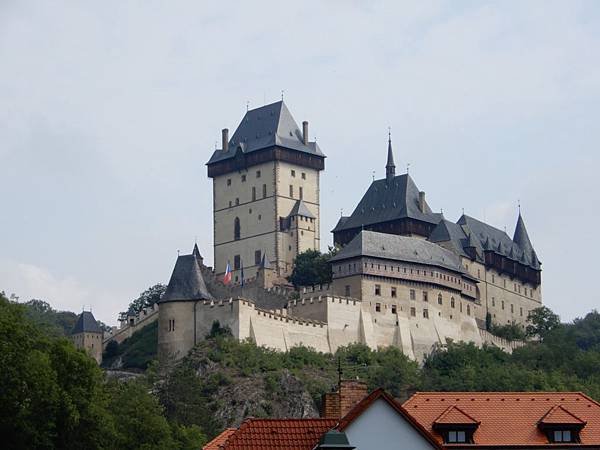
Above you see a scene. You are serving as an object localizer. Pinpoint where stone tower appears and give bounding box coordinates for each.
[207,101,326,283]
[70,311,103,364]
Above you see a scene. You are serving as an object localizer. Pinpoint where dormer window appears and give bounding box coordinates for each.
[552,430,574,443]
[447,430,467,443]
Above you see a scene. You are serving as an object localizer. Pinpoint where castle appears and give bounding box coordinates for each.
[153,100,541,363]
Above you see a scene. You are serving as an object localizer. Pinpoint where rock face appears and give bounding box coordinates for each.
[213,370,319,428]
[185,345,321,428]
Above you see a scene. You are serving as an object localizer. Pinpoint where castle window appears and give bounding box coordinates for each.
[460,303,463,312]
[503,279,506,288]
[229,200,232,208]
[530,290,534,298]
[255,250,261,265]
[345,285,351,296]
[477,269,481,279]
[410,307,416,317]
[375,285,381,296]
[410,289,416,300]
[375,303,381,312]
[241,174,246,182]
[249,208,252,214]
[438,294,443,305]
[511,304,514,313]
[492,297,495,307]
[391,287,397,298]
[234,255,241,270]
[299,186,303,199]
[392,304,397,314]
[227,178,231,186]
[263,184,267,198]
[252,187,256,201]
[291,169,296,177]
[258,214,262,221]
[467,305,471,316]
[502,300,505,310]
[520,307,523,316]
[451,298,455,308]
[492,274,495,283]
[301,172,306,179]
[234,217,241,240]
[290,185,294,198]
[423,291,428,302]
[256,170,261,178]
[235,198,239,205]
[423,309,429,319]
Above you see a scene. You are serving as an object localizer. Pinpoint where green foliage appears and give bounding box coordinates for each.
[489,321,527,341]
[22,298,78,336]
[207,320,233,339]
[526,306,561,338]
[102,320,158,370]
[0,292,207,449]
[128,283,166,315]
[287,248,336,287]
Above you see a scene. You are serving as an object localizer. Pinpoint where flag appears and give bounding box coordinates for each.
[223,261,232,285]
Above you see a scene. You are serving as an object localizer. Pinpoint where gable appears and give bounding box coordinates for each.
[343,398,436,450]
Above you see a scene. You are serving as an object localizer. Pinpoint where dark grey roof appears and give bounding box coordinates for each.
[330,230,469,276]
[332,174,442,232]
[289,199,316,219]
[259,252,272,270]
[160,252,213,303]
[456,214,540,269]
[206,101,325,165]
[428,219,469,258]
[513,212,534,257]
[71,311,102,334]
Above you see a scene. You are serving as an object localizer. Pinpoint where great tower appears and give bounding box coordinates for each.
[207,101,326,284]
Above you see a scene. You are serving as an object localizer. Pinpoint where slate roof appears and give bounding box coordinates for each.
[289,199,316,219]
[206,101,325,165]
[457,214,540,270]
[428,219,470,258]
[332,173,442,232]
[404,392,600,447]
[160,250,213,303]
[219,418,337,450]
[71,311,102,334]
[330,230,470,276]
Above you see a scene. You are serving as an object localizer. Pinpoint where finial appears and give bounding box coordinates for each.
[340,208,343,217]
[388,126,391,142]
[281,90,284,101]
[214,141,217,150]
[406,163,410,174]
[246,100,249,111]
[372,170,375,181]
[194,235,197,245]
[518,199,521,213]
[462,207,465,215]
[177,249,180,256]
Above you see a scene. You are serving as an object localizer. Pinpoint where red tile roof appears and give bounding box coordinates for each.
[540,405,587,426]
[337,388,443,449]
[220,418,337,450]
[403,392,600,447]
[203,428,236,450]
[434,405,480,426]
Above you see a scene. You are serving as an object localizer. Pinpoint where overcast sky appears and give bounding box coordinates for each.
[1,1,599,325]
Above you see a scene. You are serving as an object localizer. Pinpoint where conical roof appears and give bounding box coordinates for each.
[385,134,395,180]
[71,311,102,334]
[513,212,535,257]
[160,249,213,303]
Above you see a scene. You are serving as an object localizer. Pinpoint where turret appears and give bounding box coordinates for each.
[385,131,396,182]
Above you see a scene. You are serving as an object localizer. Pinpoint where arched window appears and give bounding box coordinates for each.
[234,217,241,240]
[438,293,443,305]
[451,297,455,308]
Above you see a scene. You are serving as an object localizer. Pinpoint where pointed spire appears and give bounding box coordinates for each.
[513,211,535,256]
[483,236,491,250]
[385,128,396,182]
[192,243,203,263]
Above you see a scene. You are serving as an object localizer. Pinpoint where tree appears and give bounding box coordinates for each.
[127,283,167,315]
[287,248,337,287]
[526,306,561,339]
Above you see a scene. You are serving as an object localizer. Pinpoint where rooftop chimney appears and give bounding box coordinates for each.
[321,380,368,419]
[302,121,309,145]
[222,128,229,151]
[419,191,426,213]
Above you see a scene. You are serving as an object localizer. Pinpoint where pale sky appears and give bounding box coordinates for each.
[1,1,599,325]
